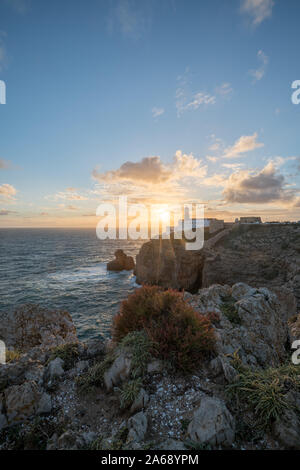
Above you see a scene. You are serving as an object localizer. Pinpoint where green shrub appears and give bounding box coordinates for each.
[226,358,300,429]
[76,353,115,393]
[119,330,152,378]
[220,296,241,325]
[47,343,79,370]
[112,286,216,372]
[119,378,142,409]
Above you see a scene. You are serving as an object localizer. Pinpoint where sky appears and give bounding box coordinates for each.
[0,0,300,227]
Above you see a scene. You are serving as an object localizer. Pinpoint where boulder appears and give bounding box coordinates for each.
[130,388,149,414]
[107,250,135,272]
[36,392,52,415]
[127,411,148,442]
[190,283,289,367]
[273,409,300,449]
[0,304,78,353]
[4,380,42,424]
[44,357,65,381]
[85,337,106,358]
[57,431,84,450]
[103,350,132,391]
[147,359,164,375]
[187,396,235,447]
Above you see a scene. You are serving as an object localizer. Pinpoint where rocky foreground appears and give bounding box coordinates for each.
[1,282,300,450]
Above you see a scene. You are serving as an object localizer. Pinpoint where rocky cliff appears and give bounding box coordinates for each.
[1,285,300,450]
[135,224,300,311]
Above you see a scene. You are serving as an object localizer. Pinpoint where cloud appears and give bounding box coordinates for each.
[215,82,233,96]
[176,89,216,116]
[207,156,219,163]
[0,209,16,216]
[49,190,88,201]
[223,162,296,204]
[175,68,216,116]
[0,183,17,201]
[185,93,216,110]
[241,0,274,26]
[92,151,208,204]
[223,132,264,158]
[66,205,79,211]
[93,156,172,184]
[93,152,207,186]
[152,107,164,118]
[0,158,10,169]
[249,50,269,83]
[222,162,244,170]
[107,0,151,38]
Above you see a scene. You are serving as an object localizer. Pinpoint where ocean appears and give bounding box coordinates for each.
[0,228,146,341]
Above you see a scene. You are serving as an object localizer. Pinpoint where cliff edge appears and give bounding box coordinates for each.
[135,224,300,311]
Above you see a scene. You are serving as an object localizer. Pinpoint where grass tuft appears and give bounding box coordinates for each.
[226,356,300,429]
[220,296,241,325]
[47,343,79,370]
[119,378,142,409]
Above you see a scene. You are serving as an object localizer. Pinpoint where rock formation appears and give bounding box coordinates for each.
[135,224,300,310]
[1,284,300,450]
[186,282,289,367]
[0,304,78,353]
[107,249,135,272]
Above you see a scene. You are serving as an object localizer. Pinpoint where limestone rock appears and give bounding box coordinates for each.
[135,224,300,310]
[85,337,106,358]
[104,350,132,391]
[0,304,78,353]
[273,409,300,449]
[57,431,84,450]
[147,359,164,374]
[135,238,204,292]
[107,250,135,272]
[36,392,52,415]
[191,283,289,367]
[127,411,148,442]
[187,396,235,447]
[130,388,149,414]
[44,357,64,381]
[5,380,42,424]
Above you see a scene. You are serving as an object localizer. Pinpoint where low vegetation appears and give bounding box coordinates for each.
[119,330,152,378]
[5,349,21,363]
[76,352,115,393]
[226,354,300,429]
[113,286,216,372]
[47,342,79,370]
[119,378,142,409]
[220,296,241,325]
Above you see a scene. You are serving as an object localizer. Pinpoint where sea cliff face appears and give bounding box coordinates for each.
[135,238,205,292]
[135,224,300,311]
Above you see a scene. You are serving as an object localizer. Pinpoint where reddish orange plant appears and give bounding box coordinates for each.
[112,285,216,372]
